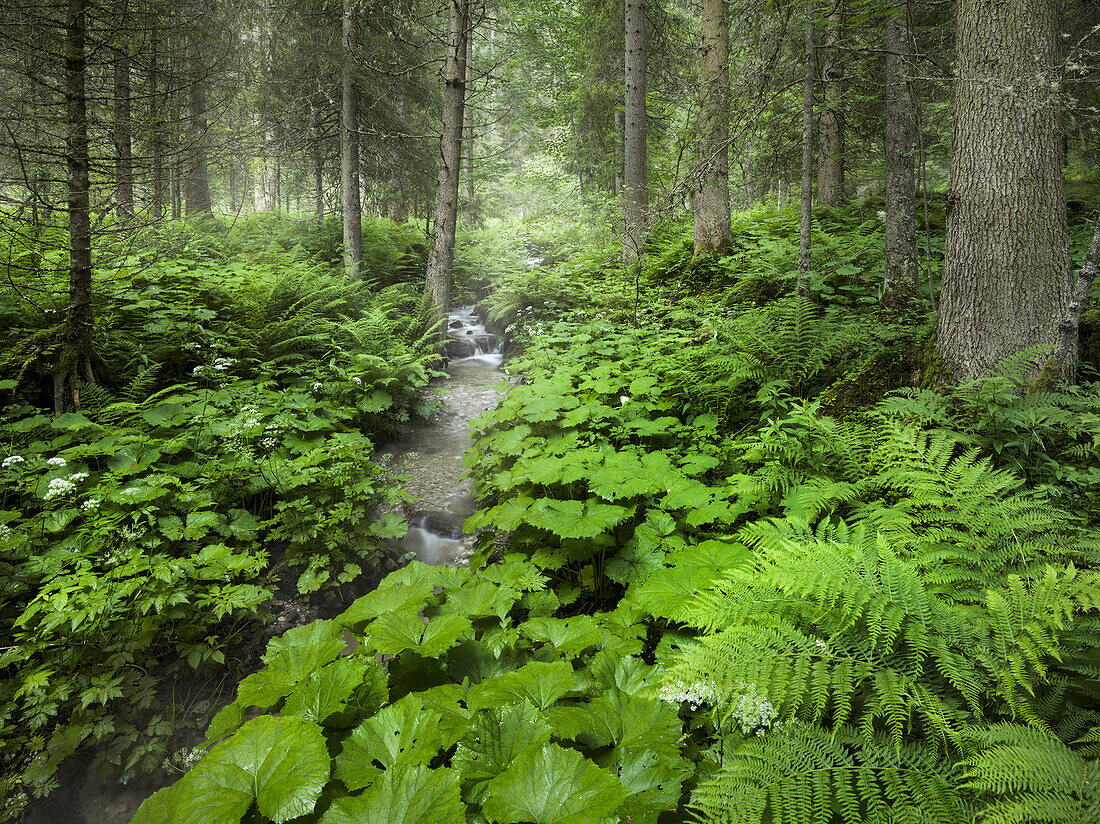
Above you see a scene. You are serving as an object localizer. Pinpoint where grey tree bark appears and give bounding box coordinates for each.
[61,0,96,411]
[184,38,212,214]
[882,0,917,303]
[937,0,1072,381]
[424,0,470,316]
[112,0,134,219]
[341,0,363,277]
[693,0,731,255]
[623,0,648,264]
[150,19,166,219]
[815,1,844,205]
[797,0,815,299]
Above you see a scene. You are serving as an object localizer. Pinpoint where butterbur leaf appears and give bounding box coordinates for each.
[520,616,600,657]
[368,609,426,655]
[321,765,464,824]
[628,565,712,623]
[468,661,580,712]
[480,494,535,531]
[138,716,329,824]
[587,452,659,501]
[527,499,633,540]
[237,621,346,707]
[606,747,691,824]
[264,618,345,663]
[336,697,443,791]
[483,743,626,824]
[453,702,553,804]
[283,657,373,725]
[419,612,474,657]
[340,576,435,628]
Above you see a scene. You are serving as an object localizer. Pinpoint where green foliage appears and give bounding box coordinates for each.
[132,559,691,823]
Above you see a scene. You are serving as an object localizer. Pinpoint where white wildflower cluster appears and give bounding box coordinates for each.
[82,498,101,511]
[212,357,234,371]
[163,746,204,773]
[260,437,276,449]
[619,395,630,406]
[0,524,13,540]
[119,524,146,542]
[44,478,76,501]
[729,681,778,736]
[69,472,88,483]
[2,455,25,468]
[814,639,829,651]
[504,306,547,340]
[46,457,67,468]
[312,382,323,391]
[352,376,362,385]
[659,679,718,710]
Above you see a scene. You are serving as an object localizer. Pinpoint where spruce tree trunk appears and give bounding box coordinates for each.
[883,0,917,302]
[113,0,134,219]
[61,0,96,412]
[937,0,1072,381]
[184,40,212,214]
[150,19,165,219]
[462,33,477,224]
[623,0,648,264]
[424,0,469,316]
[797,0,815,299]
[815,1,844,205]
[694,0,731,255]
[341,0,363,277]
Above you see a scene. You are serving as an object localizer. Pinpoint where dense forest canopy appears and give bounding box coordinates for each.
[3,0,1100,822]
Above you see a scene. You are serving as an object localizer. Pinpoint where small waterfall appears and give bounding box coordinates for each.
[443,306,502,365]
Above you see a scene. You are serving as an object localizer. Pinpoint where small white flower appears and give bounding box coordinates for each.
[312,382,323,391]
[191,365,204,376]
[43,477,76,500]
[659,679,718,710]
[46,457,67,468]
[0,525,13,540]
[352,377,362,385]
[2,456,24,468]
[82,498,101,511]
[68,472,88,482]
[261,437,276,449]
[619,395,630,406]
[814,639,828,650]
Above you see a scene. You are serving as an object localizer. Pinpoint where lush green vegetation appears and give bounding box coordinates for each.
[96,201,1100,824]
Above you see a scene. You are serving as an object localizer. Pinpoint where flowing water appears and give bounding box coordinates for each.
[28,307,504,823]
[375,305,504,566]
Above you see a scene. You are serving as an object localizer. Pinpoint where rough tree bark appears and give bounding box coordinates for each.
[60,0,96,412]
[184,37,212,214]
[937,0,1072,381]
[462,32,477,225]
[623,0,648,264]
[816,0,844,205]
[424,0,469,316]
[112,0,134,219]
[150,18,166,218]
[340,0,363,277]
[694,0,731,255]
[882,0,917,303]
[797,0,815,298]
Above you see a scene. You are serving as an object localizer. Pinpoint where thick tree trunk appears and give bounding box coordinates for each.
[815,1,844,205]
[424,0,469,315]
[184,40,212,214]
[937,0,1071,381]
[797,0,815,298]
[694,0,732,255]
[623,0,648,264]
[113,0,134,219]
[61,0,96,412]
[883,0,917,303]
[341,0,363,277]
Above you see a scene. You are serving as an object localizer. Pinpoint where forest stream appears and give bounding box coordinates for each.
[26,306,503,824]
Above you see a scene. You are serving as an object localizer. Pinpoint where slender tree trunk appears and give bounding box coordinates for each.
[614,108,624,198]
[694,0,732,255]
[184,38,212,214]
[797,0,815,298]
[816,0,844,205]
[312,98,324,231]
[150,19,165,219]
[113,0,134,219]
[424,0,469,315]
[61,0,96,412]
[341,0,363,277]
[462,32,477,224]
[937,0,1071,381]
[623,0,648,263]
[883,0,917,303]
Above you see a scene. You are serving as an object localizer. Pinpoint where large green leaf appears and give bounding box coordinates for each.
[336,697,444,791]
[520,616,600,657]
[482,743,626,824]
[237,626,344,708]
[604,747,691,824]
[468,661,581,712]
[321,765,464,824]
[282,657,379,726]
[587,452,660,501]
[453,702,552,804]
[526,499,633,540]
[165,716,329,824]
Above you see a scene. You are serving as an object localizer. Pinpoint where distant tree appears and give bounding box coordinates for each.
[936,0,1072,381]
[797,0,814,298]
[425,0,470,316]
[882,0,917,302]
[623,0,647,263]
[341,0,363,276]
[815,0,843,205]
